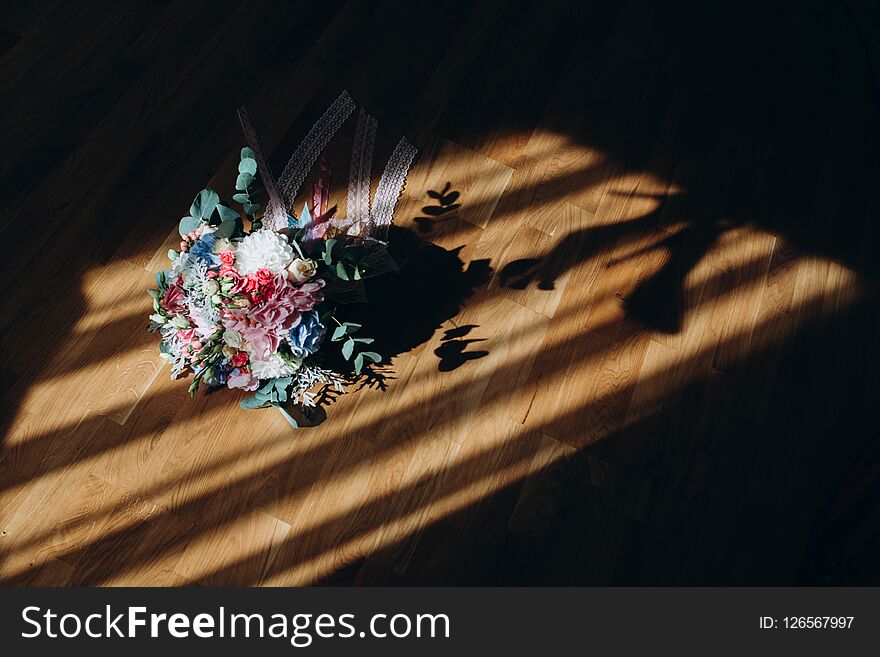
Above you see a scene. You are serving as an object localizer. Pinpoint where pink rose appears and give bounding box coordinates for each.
[253,268,274,286]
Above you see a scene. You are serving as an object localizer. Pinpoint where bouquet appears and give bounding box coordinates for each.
[147,92,417,426]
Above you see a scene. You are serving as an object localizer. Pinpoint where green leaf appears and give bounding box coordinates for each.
[147,288,161,300]
[353,267,362,280]
[342,245,365,262]
[343,322,361,332]
[360,351,382,364]
[179,216,202,236]
[290,237,305,259]
[341,338,355,360]
[236,172,254,190]
[238,157,257,175]
[190,188,219,220]
[336,261,349,281]
[240,395,270,410]
[241,146,256,160]
[353,353,364,374]
[213,218,238,239]
[232,193,249,204]
[321,238,337,265]
[332,325,348,341]
[243,202,261,215]
[167,249,179,261]
[353,337,374,344]
[215,204,240,222]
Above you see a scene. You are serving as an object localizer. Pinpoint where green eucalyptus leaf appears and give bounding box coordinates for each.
[236,172,254,191]
[290,237,305,259]
[215,204,240,222]
[321,238,337,265]
[232,193,249,204]
[179,216,202,236]
[241,146,256,160]
[343,322,361,332]
[332,325,348,341]
[190,188,219,220]
[336,261,349,281]
[213,218,238,239]
[341,338,355,360]
[342,246,365,262]
[353,267,362,280]
[243,202,261,215]
[353,353,364,374]
[353,337,374,344]
[238,157,257,175]
[167,249,179,261]
[361,351,382,363]
[240,395,270,410]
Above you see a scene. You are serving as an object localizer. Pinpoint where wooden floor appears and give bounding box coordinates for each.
[1,0,879,585]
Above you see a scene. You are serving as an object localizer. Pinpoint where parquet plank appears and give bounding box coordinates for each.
[1,0,876,587]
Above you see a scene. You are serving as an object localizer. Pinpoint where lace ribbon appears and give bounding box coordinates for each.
[345,108,378,237]
[237,90,418,305]
[369,137,418,241]
[274,91,356,223]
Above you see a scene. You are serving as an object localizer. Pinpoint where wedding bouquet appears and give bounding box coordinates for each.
[147,92,417,425]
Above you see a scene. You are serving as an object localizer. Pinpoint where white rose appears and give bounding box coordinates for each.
[222,329,244,348]
[202,279,220,295]
[287,257,318,283]
[234,229,294,275]
[212,237,234,254]
[249,353,302,379]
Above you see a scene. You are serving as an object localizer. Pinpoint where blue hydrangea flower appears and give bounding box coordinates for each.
[289,311,326,358]
[189,232,220,266]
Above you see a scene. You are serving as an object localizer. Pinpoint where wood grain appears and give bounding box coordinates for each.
[0,0,877,585]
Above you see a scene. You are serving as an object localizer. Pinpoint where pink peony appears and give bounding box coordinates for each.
[227,368,259,391]
[290,279,325,311]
